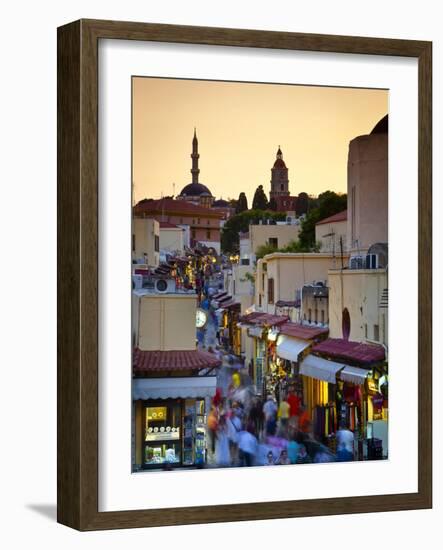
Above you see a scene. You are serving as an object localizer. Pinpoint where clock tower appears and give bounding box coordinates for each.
[270,147,290,200]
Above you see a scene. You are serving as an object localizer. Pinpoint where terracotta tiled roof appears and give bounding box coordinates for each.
[316,210,348,226]
[239,312,289,327]
[159,221,181,229]
[133,349,221,375]
[134,198,223,218]
[280,322,329,340]
[312,338,385,365]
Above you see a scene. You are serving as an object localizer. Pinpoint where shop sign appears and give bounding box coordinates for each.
[145,427,180,441]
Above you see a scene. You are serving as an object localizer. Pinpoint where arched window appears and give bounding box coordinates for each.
[342,308,351,340]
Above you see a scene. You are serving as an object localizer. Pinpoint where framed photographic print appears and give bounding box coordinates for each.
[57,19,432,530]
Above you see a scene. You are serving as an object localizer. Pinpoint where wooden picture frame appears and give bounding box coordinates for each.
[57,19,432,531]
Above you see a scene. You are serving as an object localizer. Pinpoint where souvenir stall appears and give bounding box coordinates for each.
[311,338,387,459]
[269,323,330,424]
[298,354,343,447]
[133,376,217,469]
[237,312,290,397]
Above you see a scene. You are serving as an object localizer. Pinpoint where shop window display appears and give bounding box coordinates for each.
[144,402,181,466]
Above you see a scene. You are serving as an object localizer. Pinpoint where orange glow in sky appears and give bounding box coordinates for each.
[133,77,388,204]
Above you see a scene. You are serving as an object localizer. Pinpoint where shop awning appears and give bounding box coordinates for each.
[340,366,371,385]
[299,355,344,383]
[247,326,264,338]
[276,334,310,362]
[133,376,217,400]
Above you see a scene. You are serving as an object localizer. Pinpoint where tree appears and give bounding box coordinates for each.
[255,242,279,259]
[298,190,347,250]
[252,185,269,210]
[235,192,248,214]
[221,209,286,253]
[268,197,278,211]
[295,192,309,216]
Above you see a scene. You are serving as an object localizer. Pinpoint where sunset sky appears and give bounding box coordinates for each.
[133,77,388,205]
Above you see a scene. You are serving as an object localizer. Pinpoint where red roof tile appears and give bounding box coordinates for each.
[316,210,347,226]
[280,322,329,340]
[239,312,289,327]
[159,221,181,229]
[134,198,223,218]
[133,349,221,375]
[313,338,385,365]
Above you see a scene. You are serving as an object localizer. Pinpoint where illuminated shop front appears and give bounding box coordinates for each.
[132,346,221,471]
[238,312,290,396]
[300,338,388,460]
[133,377,217,470]
[142,398,207,467]
[268,322,329,401]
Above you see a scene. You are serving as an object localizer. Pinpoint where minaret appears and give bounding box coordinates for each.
[190,128,200,184]
[270,146,290,199]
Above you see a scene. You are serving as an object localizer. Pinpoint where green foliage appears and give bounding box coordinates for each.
[252,185,269,210]
[235,192,248,214]
[255,238,320,259]
[255,242,278,260]
[298,190,347,250]
[221,209,286,254]
[295,192,309,216]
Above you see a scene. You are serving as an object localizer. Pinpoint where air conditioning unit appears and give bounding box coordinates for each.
[349,255,365,270]
[365,253,379,269]
[154,277,176,294]
[132,274,143,290]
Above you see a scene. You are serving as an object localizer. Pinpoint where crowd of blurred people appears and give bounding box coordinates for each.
[205,364,355,468]
[197,270,356,469]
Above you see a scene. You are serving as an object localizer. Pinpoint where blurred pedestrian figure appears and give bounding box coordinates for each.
[277,396,290,437]
[238,426,258,466]
[336,422,355,462]
[207,405,219,454]
[263,395,278,436]
[287,434,300,464]
[287,389,301,430]
[227,410,242,465]
[215,416,230,467]
[298,405,312,434]
[249,398,264,437]
[313,448,336,463]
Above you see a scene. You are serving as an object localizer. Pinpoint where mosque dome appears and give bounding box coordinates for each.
[179,182,212,197]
